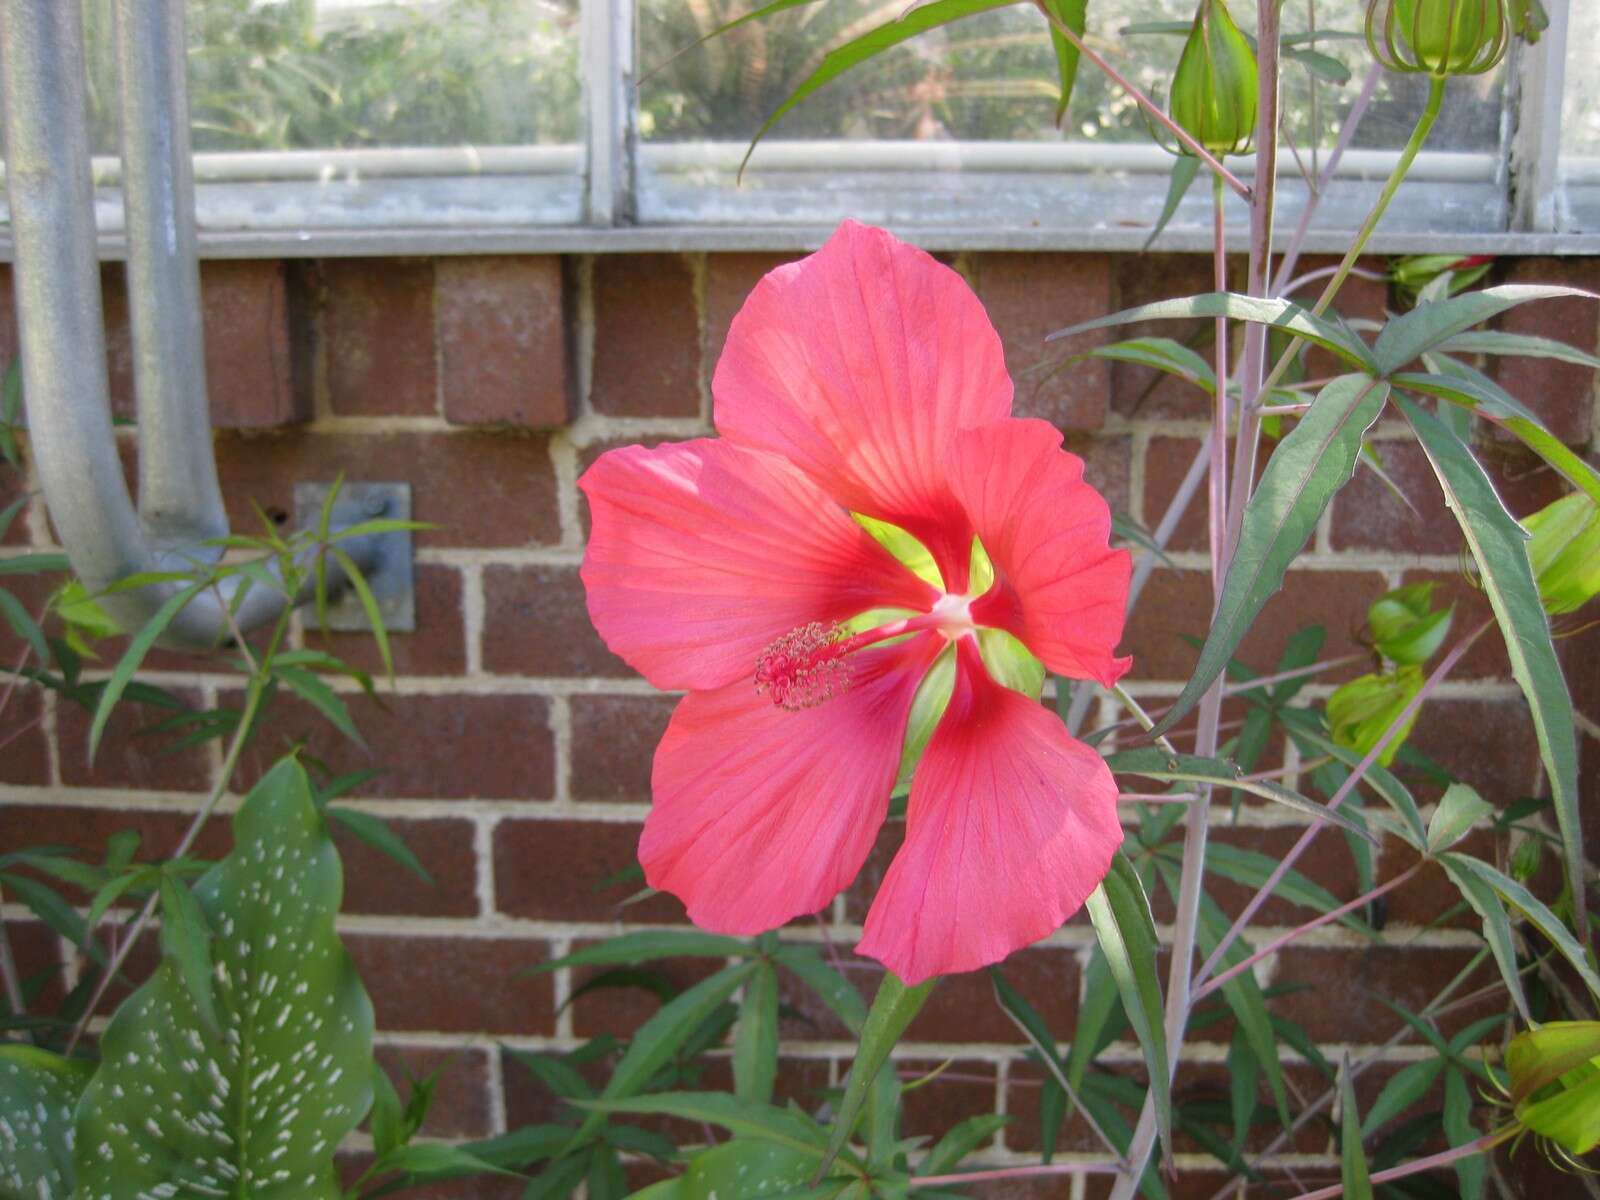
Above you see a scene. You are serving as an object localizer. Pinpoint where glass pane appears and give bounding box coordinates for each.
[636,0,1506,230]
[81,0,582,155]
[1560,0,1600,231]
[638,0,1503,149]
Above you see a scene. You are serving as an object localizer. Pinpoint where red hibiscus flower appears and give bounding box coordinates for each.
[578,220,1132,984]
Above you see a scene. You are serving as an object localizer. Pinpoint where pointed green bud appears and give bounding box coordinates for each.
[1365,0,1509,77]
[1508,0,1548,43]
[1523,491,1600,616]
[1326,666,1425,768]
[1170,0,1259,156]
[1367,582,1453,666]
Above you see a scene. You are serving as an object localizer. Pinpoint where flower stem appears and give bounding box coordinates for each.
[1290,1127,1517,1200]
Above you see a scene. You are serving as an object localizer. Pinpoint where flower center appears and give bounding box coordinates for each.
[754,596,976,711]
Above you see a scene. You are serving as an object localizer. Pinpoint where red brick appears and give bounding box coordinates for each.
[1271,943,1499,1042]
[1124,568,1382,682]
[493,818,687,925]
[569,693,674,802]
[56,684,212,793]
[1491,257,1599,445]
[5,920,65,1011]
[898,1057,999,1142]
[568,948,721,1039]
[482,564,633,678]
[1108,253,1216,419]
[0,684,50,785]
[591,254,701,418]
[500,1043,603,1129]
[1142,435,1268,554]
[306,563,467,677]
[1396,569,1509,681]
[437,255,568,427]
[705,253,798,368]
[211,429,561,549]
[5,806,230,905]
[1329,440,1464,555]
[0,454,31,546]
[0,570,55,665]
[1404,696,1538,802]
[237,691,555,802]
[323,258,438,417]
[373,1043,494,1139]
[972,254,1110,430]
[346,933,555,1035]
[337,816,479,918]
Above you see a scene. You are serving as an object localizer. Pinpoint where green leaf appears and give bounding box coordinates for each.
[158,869,219,1032]
[682,1138,822,1198]
[522,1151,588,1200]
[0,553,69,576]
[274,664,364,747]
[84,868,157,935]
[1435,856,1531,1024]
[1442,1069,1484,1200]
[529,930,751,974]
[508,1049,597,1102]
[990,966,1082,1149]
[916,1114,1007,1177]
[0,588,47,664]
[0,1044,93,1200]
[1426,783,1494,854]
[0,874,97,962]
[1200,843,1370,933]
[1143,153,1201,252]
[1105,748,1374,842]
[327,545,394,682]
[571,962,757,1145]
[372,1141,515,1181]
[1051,293,1376,371]
[818,972,936,1179]
[86,581,207,762]
[1085,850,1172,1162]
[740,0,1019,177]
[1440,328,1600,369]
[370,1063,406,1158]
[1374,286,1595,375]
[578,1093,830,1159]
[1338,1060,1375,1200]
[1286,45,1351,83]
[1392,370,1600,506]
[1065,948,1123,1091]
[1361,1056,1444,1137]
[326,806,433,885]
[1277,709,1428,848]
[772,945,867,1035]
[1439,853,1600,1002]
[1150,375,1389,738]
[734,962,780,1104]
[1043,0,1087,124]
[464,1124,574,1169]
[73,756,374,1199]
[1083,337,1215,395]
[1401,397,1585,936]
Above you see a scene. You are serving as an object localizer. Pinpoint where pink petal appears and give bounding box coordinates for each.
[713,220,1011,588]
[856,638,1122,984]
[643,632,945,935]
[953,419,1133,688]
[580,439,936,692]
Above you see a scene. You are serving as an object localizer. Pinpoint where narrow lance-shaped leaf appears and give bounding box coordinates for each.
[1043,0,1087,125]
[1373,285,1595,376]
[1338,1059,1375,1200]
[816,972,936,1180]
[1085,850,1172,1162]
[0,1044,93,1200]
[1401,397,1585,937]
[734,961,779,1104]
[73,756,375,1199]
[740,0,1019,177]
[1436,855,1531,1024]
[1151,375,1389,738]
[87,581,207,761]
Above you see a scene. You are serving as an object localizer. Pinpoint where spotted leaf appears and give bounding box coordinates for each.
[0,1044,92,1200]
[72,756,374,1199]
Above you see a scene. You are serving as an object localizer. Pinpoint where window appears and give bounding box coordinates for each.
[9,0,1595,251]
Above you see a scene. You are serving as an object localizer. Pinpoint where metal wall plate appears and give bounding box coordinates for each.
[293,481,416,634]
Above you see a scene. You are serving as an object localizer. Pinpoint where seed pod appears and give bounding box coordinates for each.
[1367,581,1453,666]
[1170,0,1259,156]
[1365,0,1509,77]
[1524,491,1600,616]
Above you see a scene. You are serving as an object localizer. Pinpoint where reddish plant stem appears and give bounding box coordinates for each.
[1195,618,1490,986]
[1290,1128,1516,1200]
[1193,863,1422,1002]
[911,1162,1122,1189]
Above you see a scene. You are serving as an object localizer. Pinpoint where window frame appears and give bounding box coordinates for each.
[4,0,1598,259]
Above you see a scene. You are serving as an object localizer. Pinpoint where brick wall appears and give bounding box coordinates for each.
[1,248,1597,1198]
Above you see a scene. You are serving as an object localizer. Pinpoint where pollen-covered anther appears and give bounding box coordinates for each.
[755,621,854,710]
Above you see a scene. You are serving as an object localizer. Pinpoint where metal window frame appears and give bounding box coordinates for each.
[0,0,1597,258]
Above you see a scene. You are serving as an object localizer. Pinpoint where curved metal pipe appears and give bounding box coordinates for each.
[0,0,370,646]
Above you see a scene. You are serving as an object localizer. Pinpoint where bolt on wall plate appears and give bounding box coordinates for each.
[293,481,416,634]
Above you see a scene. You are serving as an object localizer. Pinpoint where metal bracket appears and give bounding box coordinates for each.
[294,482,416,634]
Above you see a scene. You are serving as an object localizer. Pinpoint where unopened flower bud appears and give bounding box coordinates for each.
[1170,0,1258,156]
[1365,0,1509,77]
[1327,667,1425,768]
[1523,491,1600,616]
[1367,582,1453,666]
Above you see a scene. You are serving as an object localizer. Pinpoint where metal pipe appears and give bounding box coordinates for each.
[0,0,373,646]
[114,0,227,551]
